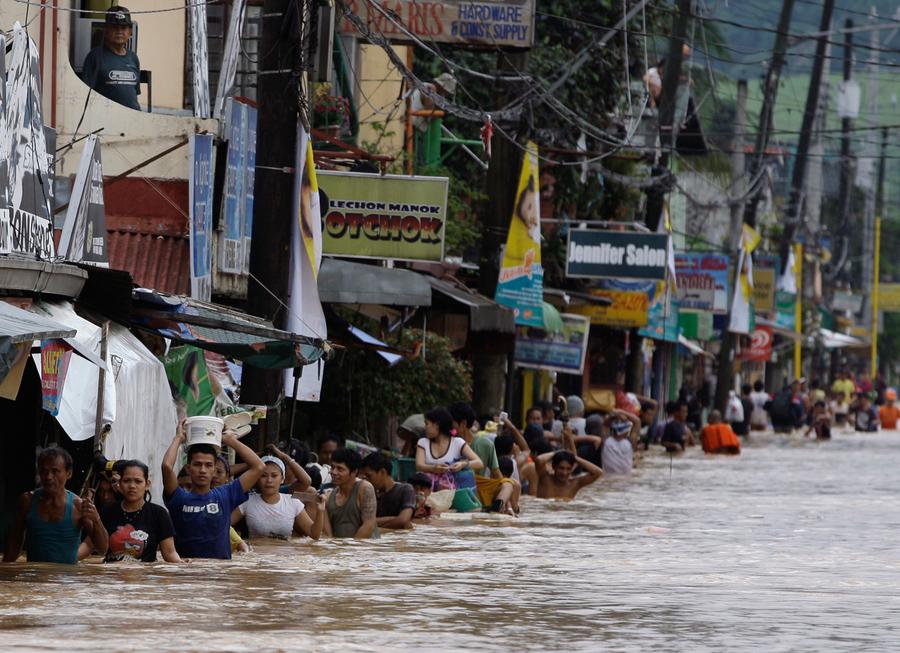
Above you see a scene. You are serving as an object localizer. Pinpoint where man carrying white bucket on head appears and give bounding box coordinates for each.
[161,418,264,559]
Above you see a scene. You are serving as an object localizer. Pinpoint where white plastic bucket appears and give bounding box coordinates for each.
[184,416,224,450]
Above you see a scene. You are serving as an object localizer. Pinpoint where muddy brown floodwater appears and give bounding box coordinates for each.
[2,429,900,652]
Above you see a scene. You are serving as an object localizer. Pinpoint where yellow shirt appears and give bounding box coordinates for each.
[831,379,855,403]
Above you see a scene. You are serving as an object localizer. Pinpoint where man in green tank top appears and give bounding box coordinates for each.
[3,448,108,564]
[323,449,379,539]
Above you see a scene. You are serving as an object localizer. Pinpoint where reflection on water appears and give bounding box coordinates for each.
[3,430,900,652]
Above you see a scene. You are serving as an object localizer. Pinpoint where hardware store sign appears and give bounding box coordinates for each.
[339,0,536,49]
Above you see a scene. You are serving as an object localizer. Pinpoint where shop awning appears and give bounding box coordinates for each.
[678,334,713,358]
[319,258,432,307]
[0,301,75,346]
[756,317,802,342]
[819,328,866,349]
[122,290,330,369]
[428,277,515,333]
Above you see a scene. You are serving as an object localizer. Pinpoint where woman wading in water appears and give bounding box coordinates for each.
[83,460,182,563]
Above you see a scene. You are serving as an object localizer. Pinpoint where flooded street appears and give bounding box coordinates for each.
[3,431,900,652]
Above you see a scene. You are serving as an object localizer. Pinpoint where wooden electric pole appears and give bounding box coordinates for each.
[242,0,302,444]
[474,52,529,417]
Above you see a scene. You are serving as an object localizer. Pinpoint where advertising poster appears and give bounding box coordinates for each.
[218,98,257,274]
[775,291,796,331]
[877,283,900,312]
[568,279,653,327]
[740,324,773,362]
[319,170,448,262]
[0,342,31,400]
[3,26,54,259]
[515,313,590,375]
[638,283,680,342]
[674,252,730,314]
[494,141,543,327]
[567,229,670,281]
[752,254,779,315]
[339,0,536,49]
[189,134,214,301]
[164,346,215,417]
[40,340,73,416]
[58,135,108,266]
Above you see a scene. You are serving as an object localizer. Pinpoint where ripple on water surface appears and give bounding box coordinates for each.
[2,429,900,652]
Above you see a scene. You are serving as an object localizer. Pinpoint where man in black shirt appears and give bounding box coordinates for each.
[361,453,415,530]
[82,6,141,111]
[662,400,696,452]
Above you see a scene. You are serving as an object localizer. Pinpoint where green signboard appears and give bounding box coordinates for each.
[318,171,449,262]
[566,229,669,280]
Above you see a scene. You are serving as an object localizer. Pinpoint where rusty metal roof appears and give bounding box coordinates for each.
[107,229,190,295]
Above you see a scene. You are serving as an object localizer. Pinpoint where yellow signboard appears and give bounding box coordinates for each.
[752,255,778,315]
[569,288,650,328]
[879,283,900,312]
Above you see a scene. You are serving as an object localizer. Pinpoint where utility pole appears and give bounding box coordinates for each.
[243,0,302,444]
[833,19,856,303]
[742,0,796,228]
[475,52,528,417]
[714,0,796,412]
[728,80,748,245]
[860,9,880,330]
[643,0,692,233]
[779,0,837,268]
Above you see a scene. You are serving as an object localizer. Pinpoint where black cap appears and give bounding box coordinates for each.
[106,5,133,26]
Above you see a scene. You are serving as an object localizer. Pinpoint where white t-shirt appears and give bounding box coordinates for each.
[239,493,304,539]
[602,437,633,475]
[750,391,770,428]
[417,436,466,466]
[552,418,586,438]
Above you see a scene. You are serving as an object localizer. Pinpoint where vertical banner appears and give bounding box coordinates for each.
[188,0,210,118]
[495,141,544,327]
[164,346,215,417]
[40,340,73,416]
[3,25,53,258]
[242,105,257,274]
[58,135,108,266]
[284,128,327,401]
[218,99,257,274]
[189,134,214,301]
[213,0,247,120]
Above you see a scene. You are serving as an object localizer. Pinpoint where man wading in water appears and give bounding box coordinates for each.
[4,448,109,564]
[323,449,379,539]
[535,428,603,499]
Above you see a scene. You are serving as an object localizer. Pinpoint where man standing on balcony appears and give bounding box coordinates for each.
[82,6,141,111]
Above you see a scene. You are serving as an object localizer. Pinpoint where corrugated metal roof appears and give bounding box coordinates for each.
[107,230,190,295]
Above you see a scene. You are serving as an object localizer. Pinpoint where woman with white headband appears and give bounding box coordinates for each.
[231,455,325,541]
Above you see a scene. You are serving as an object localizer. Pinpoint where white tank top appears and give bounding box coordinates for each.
[417,436,466,466]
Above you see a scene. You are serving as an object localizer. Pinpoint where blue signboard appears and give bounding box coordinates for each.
[638,283,681,342]
[515,314,590,375]
[189,134,214,301]
[674,251,730,314]
[218,98,257,274]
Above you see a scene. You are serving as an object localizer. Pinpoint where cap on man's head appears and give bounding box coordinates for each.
[433,73,457,95]
[106,5,133,26]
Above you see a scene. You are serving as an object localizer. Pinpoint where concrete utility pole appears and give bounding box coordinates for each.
[714,0,796,412]
[728,80,748,247]
[742,0,796,229]
[779,0,836,271]
[475,51,529,417]
[834,19,856,292]
[860,9,880,329]
[804,36,831,239]
[243,0,302,445]
[643,0,692,233]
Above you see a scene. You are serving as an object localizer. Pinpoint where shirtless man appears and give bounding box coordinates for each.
[4,448,109,564]
[535,428,603,499]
